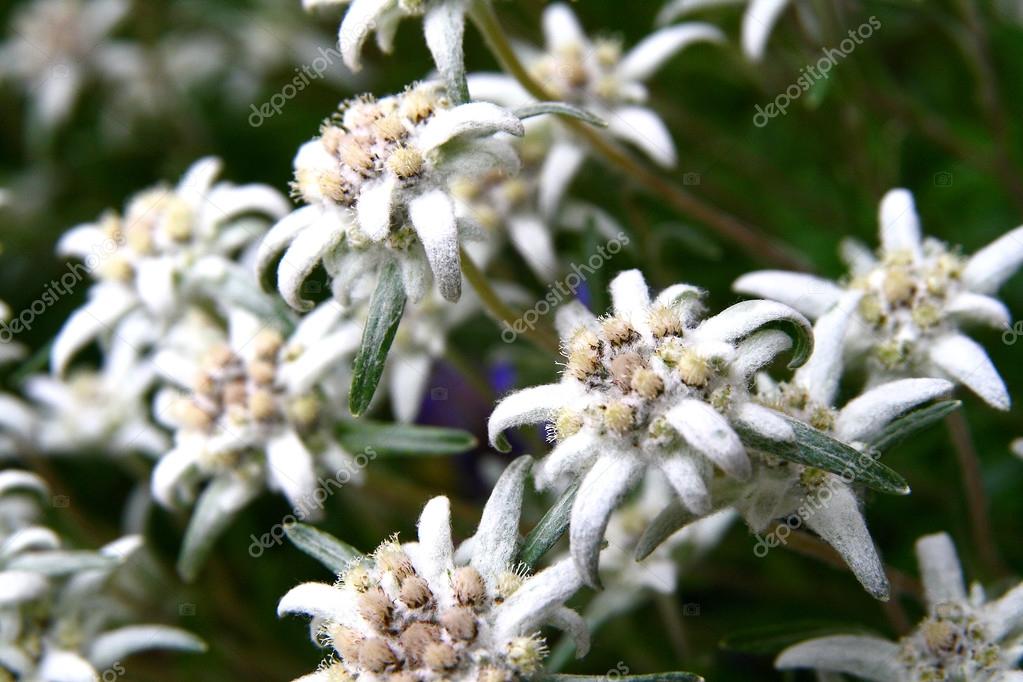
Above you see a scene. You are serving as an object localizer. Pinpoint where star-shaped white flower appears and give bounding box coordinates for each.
[0,470,205,681]
[468,3,723,215]
[728,291,953,599]
[150,304,363,578]
[53,156,289,374]
[657,0,800,62]
[279,456,590,681]
[488,268,811,586]
[777,532,1023,681]
[257,81,524,305]
[735,188,1023,410]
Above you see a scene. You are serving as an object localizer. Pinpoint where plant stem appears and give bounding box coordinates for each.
[468,1,812,272]
[944,410,1007,577]
[459,246,560,353]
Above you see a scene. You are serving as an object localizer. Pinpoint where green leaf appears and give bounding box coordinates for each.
[336,420,477,457]
[349,261,407,417]
[7,550,117,576]
[177,476,260,582]
[869,400,961,453]
[517,481,579,570]
[736,418,910,495]
[536,674,703,681]
[721,620,878,655]
[514,102,608,127]
[285,523,362,574]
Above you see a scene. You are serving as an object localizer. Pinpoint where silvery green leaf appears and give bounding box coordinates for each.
[514,102,608,127]
[517,480,579,570]
[349,260,407,416]
[336,420,476,456]
[285,523,362,575]
[720,620,880,655]
[868,400,961,453]
[177,475,260,582]
[7,550,116,576]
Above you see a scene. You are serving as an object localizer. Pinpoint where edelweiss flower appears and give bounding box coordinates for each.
[777,532,1023,681]
[257,81,524,306]
[657,0,803,62]
[151,306,362,576]
[0,0,129,128]
[0,470,205,681]
[469,3,723,213]
[488,268,811,585]
[279,457,589,681]
[53,157,289,373]
[305,0,469,92]
[730,291,952,599]
[735,188,1023,410]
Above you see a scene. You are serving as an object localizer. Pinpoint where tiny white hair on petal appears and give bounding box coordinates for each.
[470,456,532,582]
[944,291,1011,329]
[606,106,677,168]
[417,102,523,152]
[535,431,601,491]
[609,269,652,331]
[356,175,397,242]
[732,402,795,443]
[266,430,320,520]
[794,291,862,406]
[416,496,454,585]
[277,215,346,311]
[617,23,724,82]
[878,188,923,259]
[542,3,587,52]
[409,189,461,301]
[538,141,586,217]
[493,556,583,640]
[730,329,792,380]
[277,582,353,620]
[665,399,750,480]
[733,270,844,320]
[657,453,711,514]
[915,532,967,607]
[694,299,810,348]
[834,377,953,443]
[338,0,391,71]
[554,300,597,340]
[488,384,576,447]
[742,0,794,61]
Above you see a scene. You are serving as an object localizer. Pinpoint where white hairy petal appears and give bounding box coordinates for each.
[795,291,862,405]
[494,556,583,639]
[388,352,432,423]
[542,3,586,52]
[733,271,844,320]
[731,329,792,379]
[776,635,903,681]
[878,188,922,260]
[945,291,1011,329]
[508,214,557,280]
[176,156,222,207]
[665,399,750,479]
[338,0,390,70]
[657,453,711,514]
[554,300,598,340]
[0,470,48,497]
[416,496,454,584]
[695,299,810,347]
[835,377,953,443]
[51,285,136,374]
[803,484,889,600]
[610,269,652,331]
[471,456,532,583]
[743,0,793,61]
[929,334,1009,410]
[732,402,795,442]
[536,431,601,490]
[488,384,576,447]
[538,141,586,217]
[37,650,99,682]
[915,532,966,606]
[423,0,467,103]
[962,225,1023,294]
[409,189,461,301]
[418,103,523,152]
[987,583,1023,640]
[87,626,205,670]
[0,570,49,606]
[356,175,396,242]
[655,0,743,26]
[606,106,677,168]
[569,452,645,587]
[278,582,355,621]
[618,23,724,81]
[266,430,319,518]
[255,206,320,284]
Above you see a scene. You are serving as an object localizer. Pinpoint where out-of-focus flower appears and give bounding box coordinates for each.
[488,268,810,586]
[469,3,722,215]
[0,301,27,365]
[777,532,1023,681]
[52,157,289,374]
[733,292,952,599]
[279,457,590,681]
[0,470,205,680]
[0,0,129,128]
[257,81,523,305]
[657,0,804,62]
[150,305,362,577]
[736,188,1023,410]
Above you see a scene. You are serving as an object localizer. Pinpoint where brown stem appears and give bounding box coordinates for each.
[469,1,812,272]
[944,410,1007,577]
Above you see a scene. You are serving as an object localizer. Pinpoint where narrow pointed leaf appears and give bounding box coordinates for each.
[869,400,961,453]
[735,419,909,495]
[285,523,362,574]
[336,420,477,456]
[720,620,879,655]
[517,481,579,570]
[349,261,407,416]
[514,102,608,127]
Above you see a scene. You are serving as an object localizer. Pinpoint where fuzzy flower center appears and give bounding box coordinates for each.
[318,537,542,681]
[173,329,319,441]
[898,602,1004,680]
[94,189,196,282]
[293,85,450,210]
[552,306,733,451]
[850,243,965,370]
[530,38,626,106]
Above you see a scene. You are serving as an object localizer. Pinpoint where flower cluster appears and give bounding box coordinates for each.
[279,458,589,681]
[778,532,1023,681]
[258,82,524,305]
[736,188,1023,409]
